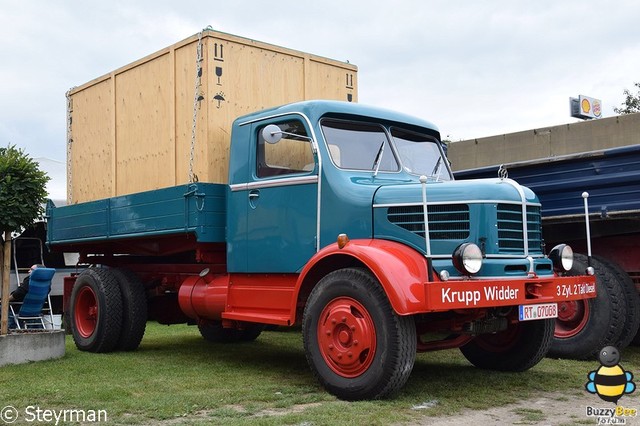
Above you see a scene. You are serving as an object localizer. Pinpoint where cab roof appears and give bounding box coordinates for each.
[235,100,440,137]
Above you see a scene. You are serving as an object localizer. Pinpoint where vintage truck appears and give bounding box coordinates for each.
[47,99,597,399]
[46,29,596,400]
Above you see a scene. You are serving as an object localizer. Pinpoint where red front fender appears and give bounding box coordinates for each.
[294,239,431,316]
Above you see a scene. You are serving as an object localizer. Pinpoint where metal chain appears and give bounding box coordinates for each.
[188,29,206,183]
[66,88,75,203]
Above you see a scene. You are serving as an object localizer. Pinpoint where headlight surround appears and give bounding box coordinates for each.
[549,244,574,272]
[452,243,483,275]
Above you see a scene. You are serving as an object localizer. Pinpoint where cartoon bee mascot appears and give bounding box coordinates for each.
[586,346,636,403]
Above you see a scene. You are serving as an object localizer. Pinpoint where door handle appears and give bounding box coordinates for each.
[248,189,260,209]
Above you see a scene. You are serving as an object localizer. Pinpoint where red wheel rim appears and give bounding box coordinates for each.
[75,285,98,338]
[555,300,590,338]
[317,297,377,378]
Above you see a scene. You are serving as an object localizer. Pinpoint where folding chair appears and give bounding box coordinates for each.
[9,267,56,330]
[11,236,57,328]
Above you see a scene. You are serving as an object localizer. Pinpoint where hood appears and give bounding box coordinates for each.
[373,178,539,206]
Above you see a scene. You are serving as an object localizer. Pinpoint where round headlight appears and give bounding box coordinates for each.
[549,244,574,272]
[452,243,483,275]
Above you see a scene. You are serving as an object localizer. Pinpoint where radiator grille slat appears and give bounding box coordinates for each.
[497,204,543,254]
[387,205,470,239]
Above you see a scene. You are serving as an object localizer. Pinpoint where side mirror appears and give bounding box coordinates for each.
[262,124,283,144]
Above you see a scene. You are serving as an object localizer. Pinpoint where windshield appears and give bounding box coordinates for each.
[391,127,452,181]
[320,119,399,172]
[320,118,450,180]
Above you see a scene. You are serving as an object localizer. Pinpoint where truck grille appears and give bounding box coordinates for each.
[497,204,543,254]
[387,204,470,239]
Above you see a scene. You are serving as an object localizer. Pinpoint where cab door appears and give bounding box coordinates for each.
[243,117,318,273]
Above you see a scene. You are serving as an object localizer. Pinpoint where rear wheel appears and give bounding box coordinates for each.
[550,254,626,359]
[302,268,416,400]
[70,268,123,353]
[111,268,148,351]
[461,318,553,371]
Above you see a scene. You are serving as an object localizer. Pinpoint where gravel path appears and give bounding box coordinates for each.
[408,391,640,425]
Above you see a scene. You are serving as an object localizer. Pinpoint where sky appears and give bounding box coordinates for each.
[2,0,640,200]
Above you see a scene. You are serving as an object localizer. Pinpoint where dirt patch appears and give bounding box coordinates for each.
[148,402,324,425]
[214,402,323,418]
[251,402,323,418]
[407,391,640,425]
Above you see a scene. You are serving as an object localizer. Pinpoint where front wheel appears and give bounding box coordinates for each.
[461,318,554,371]
[302,268,416,401]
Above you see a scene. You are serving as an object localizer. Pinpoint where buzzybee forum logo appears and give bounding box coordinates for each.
[586,346,636,403]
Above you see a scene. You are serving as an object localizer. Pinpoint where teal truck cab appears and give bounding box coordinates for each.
[47,100,596,400]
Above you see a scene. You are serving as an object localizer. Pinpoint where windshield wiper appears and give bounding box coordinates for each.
[372,141,385,177]
[431,157,442,181]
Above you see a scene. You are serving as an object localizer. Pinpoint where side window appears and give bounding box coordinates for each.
[257,120,315,178]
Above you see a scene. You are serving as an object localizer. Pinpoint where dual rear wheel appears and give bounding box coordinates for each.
[70,267,147,353]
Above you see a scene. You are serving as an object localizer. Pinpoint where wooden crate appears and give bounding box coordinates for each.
[67,29,358,203]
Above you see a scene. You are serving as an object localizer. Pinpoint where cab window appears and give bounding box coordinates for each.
[256,120,315,178]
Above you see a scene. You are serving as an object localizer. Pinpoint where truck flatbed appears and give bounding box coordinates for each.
[47,183,226,247]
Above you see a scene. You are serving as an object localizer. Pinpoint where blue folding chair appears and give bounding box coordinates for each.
[10,267,56,329]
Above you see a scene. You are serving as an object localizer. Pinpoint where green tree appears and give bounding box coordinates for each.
[613,82,640,115]
[0,145,50,334]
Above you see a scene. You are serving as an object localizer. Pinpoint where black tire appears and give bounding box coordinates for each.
[63,313,72,334]
[69,268,123,353]
[593,256,640,350]
[549,254,626,360]
[111,268,148,351]
[238,324,265,342]
[302,268,416,401]
[461,318,554,371]
[198,321,263,343]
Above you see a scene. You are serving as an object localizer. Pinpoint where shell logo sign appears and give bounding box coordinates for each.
[581,96,602,118]
[570,95,602,119]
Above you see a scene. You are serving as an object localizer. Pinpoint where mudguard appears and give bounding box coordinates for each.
[295,239,431,316]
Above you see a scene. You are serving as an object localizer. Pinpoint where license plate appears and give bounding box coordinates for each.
[519,303,558,321]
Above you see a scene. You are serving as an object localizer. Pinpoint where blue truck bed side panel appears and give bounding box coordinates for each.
[455,144,640,218]
[47,183,227,245]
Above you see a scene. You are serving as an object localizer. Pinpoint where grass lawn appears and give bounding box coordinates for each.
[2,322,640,425]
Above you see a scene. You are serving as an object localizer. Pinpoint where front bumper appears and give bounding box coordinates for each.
[423,274,596,312]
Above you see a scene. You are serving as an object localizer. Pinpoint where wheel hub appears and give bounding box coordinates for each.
[338,329,351,345]
[317,297,376,378]
[75,285,98,338]
[555,300,589,338]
